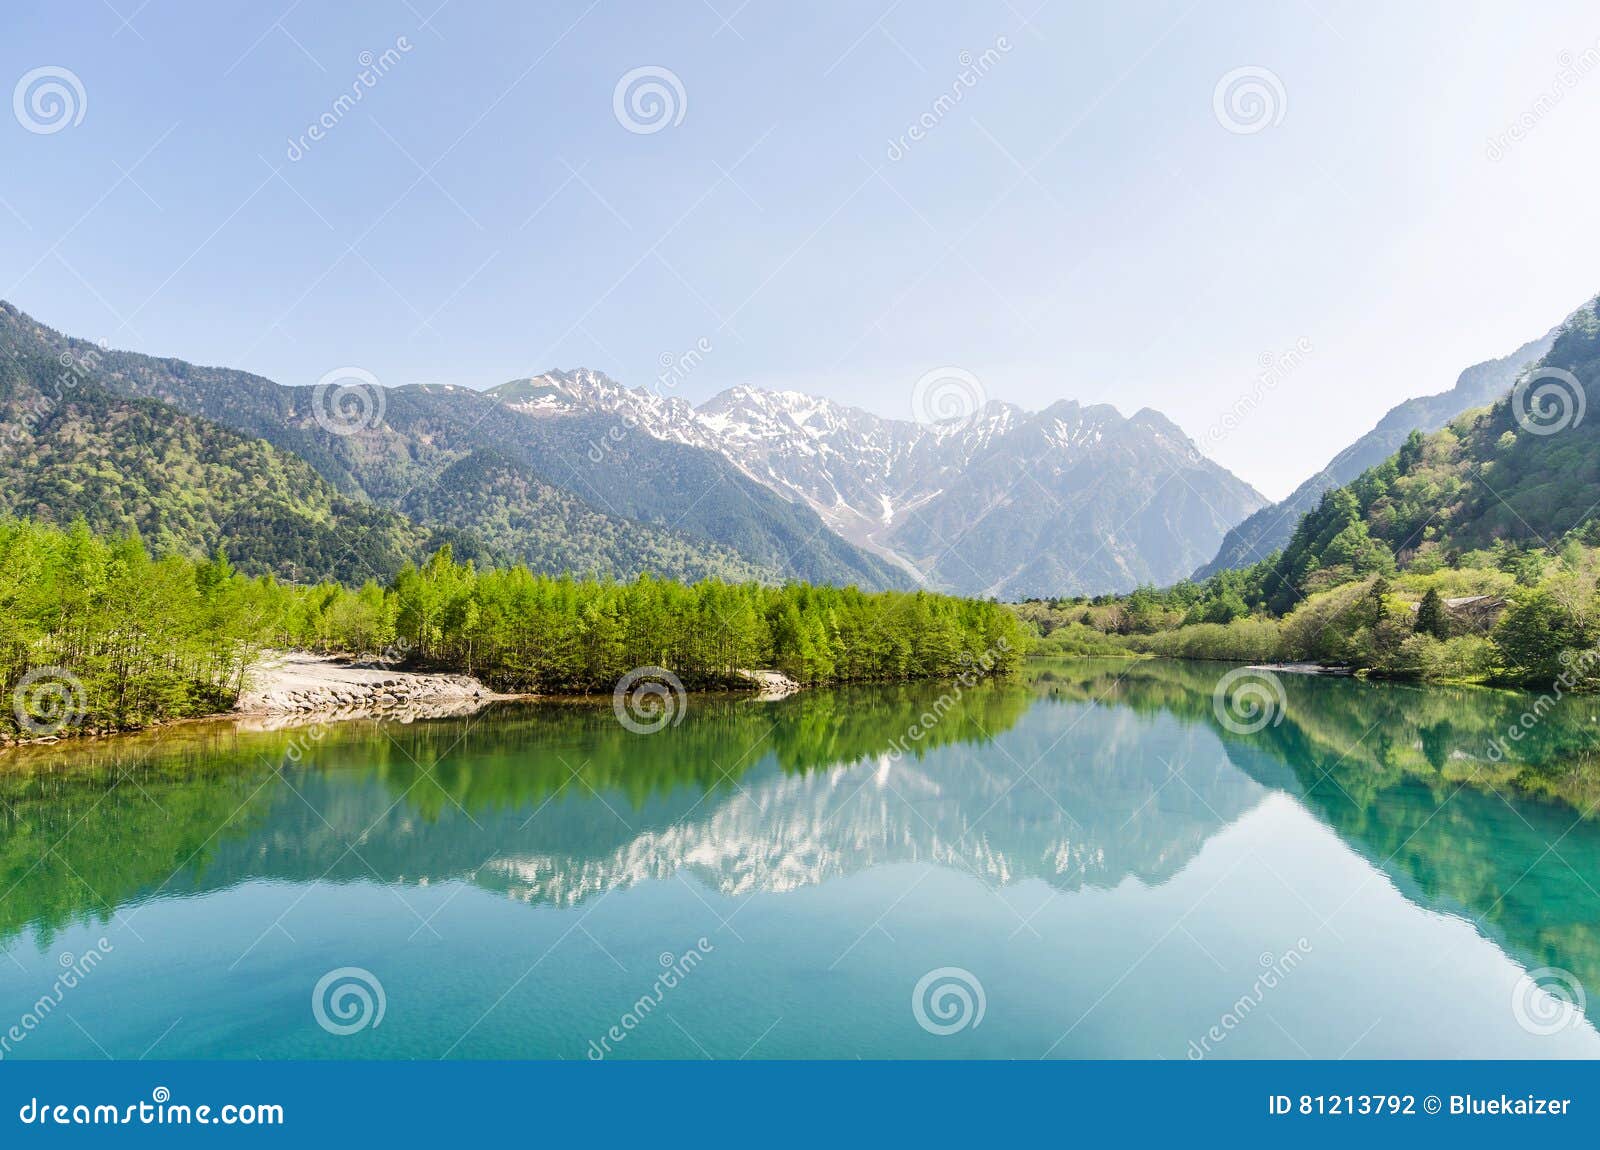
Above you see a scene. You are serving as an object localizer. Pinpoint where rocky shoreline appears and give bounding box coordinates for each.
[1,654,806,750]
[235,652,506,716]
[735,668,802,700]
[1245,662,1355,677]
[235,654,804,718]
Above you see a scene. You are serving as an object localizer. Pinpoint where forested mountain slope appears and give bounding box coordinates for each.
[1258,294,1600,611]
[0,350,420,582]
[0,302,894,587]
[1196,322,1559,578]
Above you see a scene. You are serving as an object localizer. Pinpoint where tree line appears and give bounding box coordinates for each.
[1014,534,1600,689]
[0,517,1026,740]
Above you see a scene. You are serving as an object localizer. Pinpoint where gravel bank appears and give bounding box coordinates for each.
[236,652,503,715]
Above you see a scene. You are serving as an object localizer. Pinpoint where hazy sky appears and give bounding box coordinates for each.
[5,1,1600,498]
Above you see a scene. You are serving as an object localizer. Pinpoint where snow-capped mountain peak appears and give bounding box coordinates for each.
[486,370,1267,595]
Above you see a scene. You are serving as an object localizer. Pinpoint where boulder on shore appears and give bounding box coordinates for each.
[735,668,802,700]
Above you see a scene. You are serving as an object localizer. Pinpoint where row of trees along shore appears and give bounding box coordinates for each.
[0,517,1026,740]
[1013,536,1600,689]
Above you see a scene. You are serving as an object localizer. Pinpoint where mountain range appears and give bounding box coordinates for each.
[12,287,1596,600]
[0,302,893,588]
[491,369,1268,596]
[0,300,1268,595]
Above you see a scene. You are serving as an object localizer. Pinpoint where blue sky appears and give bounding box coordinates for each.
[4,0,1600,497]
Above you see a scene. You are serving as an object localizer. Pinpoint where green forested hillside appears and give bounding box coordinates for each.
[0,302,906,589]
[1258,296,1600,611]
[1018,296,1600,688]
[505,403,907,589]
[0,352,421,582]
[399,448,771,581]
[1196,322,1557,578]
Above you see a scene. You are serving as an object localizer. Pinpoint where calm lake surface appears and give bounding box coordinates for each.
[4,657,1600,1059]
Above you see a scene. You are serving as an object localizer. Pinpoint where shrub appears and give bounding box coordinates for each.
[1132,619,1282,662]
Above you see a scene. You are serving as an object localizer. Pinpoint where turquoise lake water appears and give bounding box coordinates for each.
[3,658,1599,1059]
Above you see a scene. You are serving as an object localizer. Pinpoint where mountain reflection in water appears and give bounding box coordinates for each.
[3,658,1599,1057]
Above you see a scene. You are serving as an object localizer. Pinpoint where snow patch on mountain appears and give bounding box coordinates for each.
[487,369,1267,595]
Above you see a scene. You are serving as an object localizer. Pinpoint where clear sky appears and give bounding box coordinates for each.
[4,0,1600,498]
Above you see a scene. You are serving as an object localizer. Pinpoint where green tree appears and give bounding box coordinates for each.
[1493,588,1594,687]
[1414,587,1448,640]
